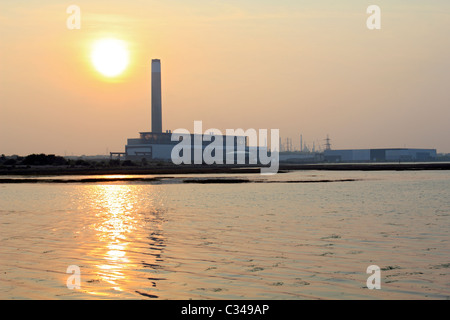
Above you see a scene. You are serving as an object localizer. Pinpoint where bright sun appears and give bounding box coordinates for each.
[91,38,129,77]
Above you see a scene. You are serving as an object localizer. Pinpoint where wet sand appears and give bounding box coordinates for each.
[0,176,360,184]
[0,162,450,177]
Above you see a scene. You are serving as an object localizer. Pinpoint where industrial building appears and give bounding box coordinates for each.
[118,60,437,165]
[324,148,437,162]
[122,59,248,162]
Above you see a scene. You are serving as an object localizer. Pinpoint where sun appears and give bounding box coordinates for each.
[91,38,129,77]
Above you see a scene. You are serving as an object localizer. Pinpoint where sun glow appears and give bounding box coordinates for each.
[91,38,129,77]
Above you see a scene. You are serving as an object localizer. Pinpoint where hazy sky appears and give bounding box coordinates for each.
[1,0,449,155]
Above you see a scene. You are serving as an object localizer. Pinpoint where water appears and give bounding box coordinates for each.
[0,170,449,299]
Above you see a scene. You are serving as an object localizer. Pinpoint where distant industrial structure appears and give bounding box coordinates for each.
[114,60,438,165]
[324,148,437,162]
[277,133,437,163]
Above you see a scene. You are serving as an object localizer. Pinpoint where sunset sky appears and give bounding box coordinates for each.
[1,0,449,155]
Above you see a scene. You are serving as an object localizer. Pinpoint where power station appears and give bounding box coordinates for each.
[123,60,248,162]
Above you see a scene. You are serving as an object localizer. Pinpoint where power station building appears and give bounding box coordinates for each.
[124,59,248,162]
[324,148,437,162]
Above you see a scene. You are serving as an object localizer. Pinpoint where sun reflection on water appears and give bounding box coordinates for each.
[79,183,168,298]
[92,185,138,291]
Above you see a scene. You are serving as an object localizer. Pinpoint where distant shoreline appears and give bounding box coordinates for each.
[1,162,450,176]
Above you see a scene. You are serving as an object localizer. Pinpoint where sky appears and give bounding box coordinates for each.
[1,0,449,155]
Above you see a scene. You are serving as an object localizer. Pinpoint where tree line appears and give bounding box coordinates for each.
[0,154,158,167]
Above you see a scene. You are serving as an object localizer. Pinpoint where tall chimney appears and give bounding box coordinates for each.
[151,59,162,133]
[300,134,303,152]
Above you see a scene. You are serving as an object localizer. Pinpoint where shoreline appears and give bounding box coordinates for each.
[1,162,450,176]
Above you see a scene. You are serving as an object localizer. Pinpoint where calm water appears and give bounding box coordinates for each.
[0,170,449,299]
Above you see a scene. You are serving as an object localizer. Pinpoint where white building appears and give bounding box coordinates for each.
[324,148,437,162]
